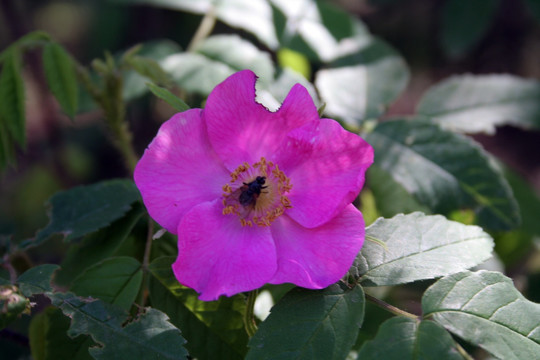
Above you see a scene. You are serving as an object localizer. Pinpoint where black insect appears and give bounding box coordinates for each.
[239,176,267,207]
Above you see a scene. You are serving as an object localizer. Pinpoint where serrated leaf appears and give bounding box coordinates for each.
[246,284,364,360]
[357,317,464,359]
[416,75,540,134]
[0,51,26,146]
[42,42,78,118]
[25,179,141,249]
[315,38,409,126]
[365,119,520,230]
[29,307,95,360]
[161,34,274,96]
[147,82,189,112]
[17,264,59,297]
[49,292,188,359]
[55,204,144,287]
[350,212,493,287]
[439,0,500,59]
[422,270,540,360]
[71,257,142,310]
[149,256,248,360]
[0,30,51,62]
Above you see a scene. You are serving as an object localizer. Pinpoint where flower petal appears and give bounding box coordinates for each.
[134,110,229,234]
[204,70,319,170]
[173,200,277,301]
[273,118,374,228]
[269,204,365,288]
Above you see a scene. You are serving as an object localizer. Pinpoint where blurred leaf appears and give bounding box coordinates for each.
[0,50,25,146]
[55,204,144,287]
[149,256,247,360]
[125,55,172,86]
[416,75,540,134]
[357,317,464,359]
[365,119,520,230]
[422,270,540,359]
[315,38,409,127]
[350,212,493,286]
[147,82,190,112]
[440,0,501,59]
[29,307,95,360]
[271,0,370,62]
[112,0,278,49]
[49,292,188,359]
[0,30,51,62]
[161,34,274,95]
[17,264,59,297]
[42,42,79,118]
[277,48,311,79]
[247,284,364,360]
[523,0,540,23]
[0,285,29,330]
[0,113,16,169]
[71,257,142,311]
[25,179,141,249]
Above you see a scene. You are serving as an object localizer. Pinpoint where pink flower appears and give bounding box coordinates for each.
[134,70,374,301]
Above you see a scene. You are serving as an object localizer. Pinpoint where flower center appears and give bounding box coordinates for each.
[222,157,292,227]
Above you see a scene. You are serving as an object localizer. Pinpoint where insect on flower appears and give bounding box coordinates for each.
[238,176,267,208]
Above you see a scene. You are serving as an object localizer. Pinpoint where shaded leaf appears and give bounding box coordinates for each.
[439,0,501,58]
[0,50,25,146]
[71,257,142,310]
[42,42,78,118]
[147,82,190,112]
[416,75,540,134]
[17,264,59,297]
[357,317,464,359]
[0,113,16,169]
[49,292,188,359]
[0,30,51,62]
[350,212,493,287]
[0,285,29,330]
[246,284,364,360]
[149,256,247,360]
[26,179,141,249]
[422,270,540,360]
[365,119,520,230]
[315,38,409,127]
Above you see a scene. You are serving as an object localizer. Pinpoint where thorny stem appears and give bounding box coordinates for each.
[365,293,418,320]
[244,289,259,338]
[186,6,217,52]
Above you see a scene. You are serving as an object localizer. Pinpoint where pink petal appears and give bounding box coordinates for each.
[134,110,230,234]
[273,118,374,228]
[204,70,319,170]
[269,204,365,288]
[173,200,277,301]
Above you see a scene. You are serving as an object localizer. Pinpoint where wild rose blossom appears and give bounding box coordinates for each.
[134,70,374,301]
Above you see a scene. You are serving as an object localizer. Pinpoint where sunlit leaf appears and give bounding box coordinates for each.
[149,256,247,360]
[49,292,188,359]
[0,51,25,146]
[422,270,540,359]
[357,317,464,359]
[17,264,59,297]
[349,212,493,286]
[416,75,540,134]
[247,284,364,360]
[70,257,142,311]
[146,82,190,112]
[42,42,79,118]
[365,119,520,230]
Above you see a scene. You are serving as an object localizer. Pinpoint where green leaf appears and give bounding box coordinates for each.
[422,270,540,360]
[29,307,95,360]
[147,82,190,112]
[439,0,501,59]
[0,285,29,330]
[365,119,520,230]
[49,292,188,359]
[26,179,141,249]
[349,212,493,287]
[161,34,274,95]
[42,42,79,118]
[246,284,365,360]
[416,75,540,134]
[125,55,172,86]
[0,30,51,62]
[357,317,464,359]
[71,257,142,311]
[17,264,59,297]
[149,256,248,360]
[0,50,26,146]
[315,38,409,127]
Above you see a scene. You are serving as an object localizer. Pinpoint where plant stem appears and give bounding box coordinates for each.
[244,289,259,337]
[365,293,418,320]
[138,217,154,306]
[186,6,217,52]
[455,342,475,360]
